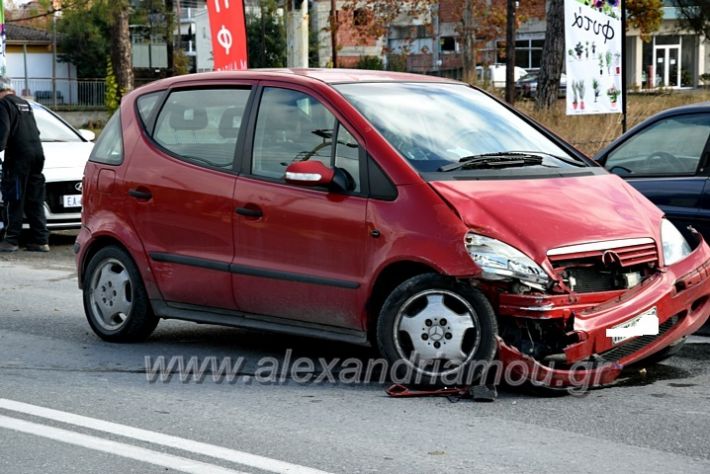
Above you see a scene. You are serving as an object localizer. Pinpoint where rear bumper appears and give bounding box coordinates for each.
[497,237,710,387]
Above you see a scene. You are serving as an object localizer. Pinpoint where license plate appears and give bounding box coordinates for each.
[606,307,659,344]
[62,194,82,208]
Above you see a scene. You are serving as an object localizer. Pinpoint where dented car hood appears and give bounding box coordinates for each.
[430,173,664,264]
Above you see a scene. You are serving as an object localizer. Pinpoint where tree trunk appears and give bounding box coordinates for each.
[166,0,175,75]
[462,0,476,84]
[505,0,516,104]
[110,2,134,96]
[535,0,564,110]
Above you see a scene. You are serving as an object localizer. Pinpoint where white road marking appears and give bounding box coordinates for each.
[0,414,246,474]
[0,398,330,474]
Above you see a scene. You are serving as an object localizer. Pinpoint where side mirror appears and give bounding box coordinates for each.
[285,160,335,187]
[78,129,96,142]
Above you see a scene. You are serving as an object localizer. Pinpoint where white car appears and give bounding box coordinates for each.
[0,101,94,230]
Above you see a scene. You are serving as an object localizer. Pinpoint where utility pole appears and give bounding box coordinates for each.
[505,0,517,104]
[330,0,337,67]
[287,0,309,68]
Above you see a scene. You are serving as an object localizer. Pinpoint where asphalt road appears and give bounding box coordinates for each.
[2,232,710,473]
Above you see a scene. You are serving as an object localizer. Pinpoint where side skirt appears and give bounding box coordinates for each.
[151,300,370,346]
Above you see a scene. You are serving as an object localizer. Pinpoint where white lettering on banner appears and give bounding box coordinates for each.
[214,0,230,14]
[564,0,623,116]
[217,25,233,55]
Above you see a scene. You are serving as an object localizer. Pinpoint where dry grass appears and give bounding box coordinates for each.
[512,89,710,156]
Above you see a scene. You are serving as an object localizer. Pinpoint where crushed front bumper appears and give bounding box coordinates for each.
[496,237,710,388]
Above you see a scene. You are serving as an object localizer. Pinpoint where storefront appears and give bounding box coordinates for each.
[637,35,700,88]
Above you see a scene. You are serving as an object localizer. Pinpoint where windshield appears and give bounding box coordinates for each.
[335,82,582,173]
[32,104,83,142]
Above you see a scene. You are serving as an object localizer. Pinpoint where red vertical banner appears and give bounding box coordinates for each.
[206,0,248,70]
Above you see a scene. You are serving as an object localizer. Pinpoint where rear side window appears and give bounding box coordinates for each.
[136,92,162,127]
[153,88,251,169]
[89,111,123,165]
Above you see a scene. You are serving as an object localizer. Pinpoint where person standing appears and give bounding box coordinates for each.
[0,76,49,252]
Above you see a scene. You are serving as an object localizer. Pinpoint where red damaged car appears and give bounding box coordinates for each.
[75,69,710,387]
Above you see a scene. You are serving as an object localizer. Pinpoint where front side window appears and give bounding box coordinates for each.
[335,82,582,175]
[251,88,363,190]
[153,88,251,169]
[335,126,361,192]
[252,88,336,178]
[89,111,123,165]
[605,114,710,176]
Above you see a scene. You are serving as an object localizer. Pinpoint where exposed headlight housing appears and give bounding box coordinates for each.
[661,218,691,266]
[465,232,549,286]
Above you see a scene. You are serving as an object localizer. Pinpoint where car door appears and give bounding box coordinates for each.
[126,85,253,310]
[601,113,710,236]
[232,84,369,330]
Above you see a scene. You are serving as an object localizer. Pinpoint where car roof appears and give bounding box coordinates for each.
[134,68,461,94]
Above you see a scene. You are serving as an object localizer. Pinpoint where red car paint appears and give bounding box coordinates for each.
[76,69,710,387]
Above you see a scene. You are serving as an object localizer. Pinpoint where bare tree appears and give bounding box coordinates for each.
[535,0,564,110]
[462,0,476,83]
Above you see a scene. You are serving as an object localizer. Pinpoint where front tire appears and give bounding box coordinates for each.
[83,245,158,342]
[376,274,498,385]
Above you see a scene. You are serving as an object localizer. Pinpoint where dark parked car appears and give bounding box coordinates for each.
[594,103,710,240]
[515,72,567,99]
[76,70,710,388]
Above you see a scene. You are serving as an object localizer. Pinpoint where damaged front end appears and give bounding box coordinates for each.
[467,230,710,388]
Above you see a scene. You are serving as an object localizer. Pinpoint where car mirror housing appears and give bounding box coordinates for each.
[285,160,335,187]
[78,129,96,142]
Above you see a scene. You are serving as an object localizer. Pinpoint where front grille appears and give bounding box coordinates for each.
[548,241,659,268]
[548,240,659,293]
[45,181,82,213]
[599,313,682,362]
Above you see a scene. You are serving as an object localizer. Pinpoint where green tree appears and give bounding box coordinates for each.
[105,57,119,113]
[57,3,111,78]
[247,0,287,68]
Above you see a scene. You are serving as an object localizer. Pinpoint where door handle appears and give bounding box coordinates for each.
[236,207,263,218]
[128,188,152,200]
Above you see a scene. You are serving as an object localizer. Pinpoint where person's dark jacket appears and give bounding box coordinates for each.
[0,94,44,174]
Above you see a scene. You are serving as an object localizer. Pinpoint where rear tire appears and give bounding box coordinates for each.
[376,274,498,386]
[83,245,158,342]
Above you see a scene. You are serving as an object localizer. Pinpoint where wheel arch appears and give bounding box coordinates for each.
[78,233,159,300]
[366,260,440,341]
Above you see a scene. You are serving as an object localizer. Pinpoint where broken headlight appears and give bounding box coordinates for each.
[465,232,549,286]
[661,218,691,266]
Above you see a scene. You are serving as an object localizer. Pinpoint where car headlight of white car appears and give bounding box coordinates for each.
[661,218,691,266]
[465,232,549,286]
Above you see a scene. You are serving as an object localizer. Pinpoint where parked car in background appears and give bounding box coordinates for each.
[515,72,567,99]
[477,64,528,88]
[76,70,710,388]
[594,103,710,241]
[0,101,94,230]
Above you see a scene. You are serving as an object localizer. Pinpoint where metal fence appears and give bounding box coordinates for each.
[10,78,106,109]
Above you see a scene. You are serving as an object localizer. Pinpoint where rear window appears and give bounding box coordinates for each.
[89,111,123,165]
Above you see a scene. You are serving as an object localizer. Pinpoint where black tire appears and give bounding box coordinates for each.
[83,245,158,342]
[376,273,498,386]
[642,337,687,365]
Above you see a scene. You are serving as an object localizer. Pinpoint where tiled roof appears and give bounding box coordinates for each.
[5,24,52,44]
